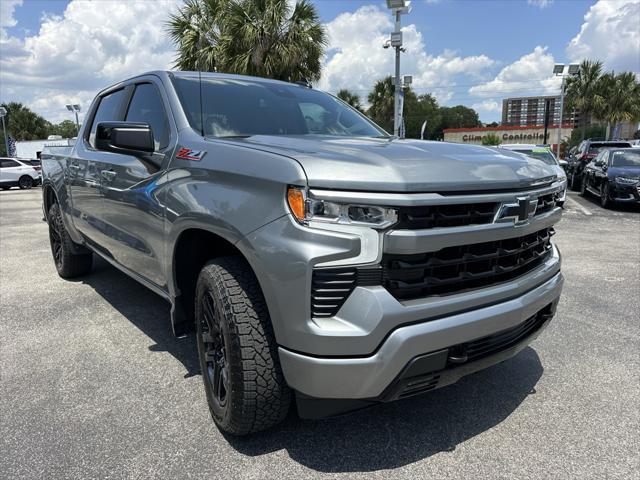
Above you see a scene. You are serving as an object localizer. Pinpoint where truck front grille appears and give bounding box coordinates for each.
[396,203,498,229]
[534,192,556,215]
[382,227,554,300]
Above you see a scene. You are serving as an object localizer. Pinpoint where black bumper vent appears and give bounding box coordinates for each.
[450,304,553,364]
[382,227,554,301]
[396,203,498,230]
[311,267,383,318]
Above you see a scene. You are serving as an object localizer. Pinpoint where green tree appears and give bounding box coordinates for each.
[567,123,606,148]
[595,71,640,140]
[367,76,396,133]
[404,93,440,139]
[336,89,363,112]
[167,0,327,82]
[50,120,79,138]
[565,59,606,141]
[0,102,51,156]
[481,133,501,146]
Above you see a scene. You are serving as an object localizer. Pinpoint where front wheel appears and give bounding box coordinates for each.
[579,176,588,196]
[601,182,612,209]
[195,257,291,435]
[569,172,581,191]
[18,176,33,189]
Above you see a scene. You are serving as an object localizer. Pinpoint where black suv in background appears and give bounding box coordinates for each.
[566,139,632,190]
[580,149,640,208]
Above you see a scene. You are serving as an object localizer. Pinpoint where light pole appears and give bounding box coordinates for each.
[65,104,82,135]
[553,64,579,158]
[385,0,411,137]
[0,106,8,156]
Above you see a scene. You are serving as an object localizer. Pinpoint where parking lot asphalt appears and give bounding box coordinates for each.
[1,187,639,480]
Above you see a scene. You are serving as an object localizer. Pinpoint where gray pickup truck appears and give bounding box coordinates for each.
[42,71,564,435]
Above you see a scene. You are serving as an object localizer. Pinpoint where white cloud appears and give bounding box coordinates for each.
[567,0,640,72]
[317,5,495,105]
[468,46,561,99]
[472,100,500,113]
[0,0,180,123]
[0,0,22,28]
[527,0,553,9]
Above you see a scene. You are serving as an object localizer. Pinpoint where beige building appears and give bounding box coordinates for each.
[443,125,574,147]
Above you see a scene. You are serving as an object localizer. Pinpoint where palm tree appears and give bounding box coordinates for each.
[167,0,327,82]
[336,89,363,111]
[367,77,396,133]
[595,72,640,139]
[565,59,606,141]
[167,0,225,72]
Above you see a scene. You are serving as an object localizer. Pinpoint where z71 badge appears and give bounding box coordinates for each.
[176,148,206,161]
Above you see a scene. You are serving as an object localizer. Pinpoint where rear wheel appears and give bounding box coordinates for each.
[48,203,93,278]
[195,257,291,435]
[18,176,33,189]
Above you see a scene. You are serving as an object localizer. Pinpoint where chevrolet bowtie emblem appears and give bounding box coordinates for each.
[496,196,538,225]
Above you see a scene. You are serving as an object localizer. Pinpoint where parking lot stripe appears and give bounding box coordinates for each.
[565,196,592,216]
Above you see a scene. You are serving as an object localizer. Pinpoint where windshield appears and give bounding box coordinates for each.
[172,76,387,138]
[610,150,640,167]
[513,148,557,166]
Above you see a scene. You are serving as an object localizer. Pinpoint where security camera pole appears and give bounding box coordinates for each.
[386,0,411,137]
[553,64,579,158]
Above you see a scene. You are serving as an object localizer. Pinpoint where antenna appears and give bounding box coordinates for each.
[198,69,205,137]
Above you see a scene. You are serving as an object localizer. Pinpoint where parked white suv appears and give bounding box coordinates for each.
[499,144,567,207]
[0,158,41,190]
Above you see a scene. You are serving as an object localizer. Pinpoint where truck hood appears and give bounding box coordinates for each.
[220,135,559,193]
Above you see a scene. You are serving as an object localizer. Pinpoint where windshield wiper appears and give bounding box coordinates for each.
[217,134,253,139]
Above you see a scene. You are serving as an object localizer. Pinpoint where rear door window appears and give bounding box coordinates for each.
[0,159,20,168]
[89,89,127,147]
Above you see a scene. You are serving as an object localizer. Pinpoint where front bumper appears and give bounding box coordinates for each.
[237,184,565,411]
[610,182,640,203]
[279,270,562,403]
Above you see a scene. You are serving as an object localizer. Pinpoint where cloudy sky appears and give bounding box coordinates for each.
[1,0,639,124]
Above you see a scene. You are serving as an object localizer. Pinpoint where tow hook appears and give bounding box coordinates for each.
[448,345,468,364]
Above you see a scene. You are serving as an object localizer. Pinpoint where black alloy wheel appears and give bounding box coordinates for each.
[47,203,92,278]
[49,212,64,269]
[199,291,230,415]
[601,182,611,209]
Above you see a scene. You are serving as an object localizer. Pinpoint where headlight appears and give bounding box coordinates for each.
[615,177,640,185]
[287,187,398,229]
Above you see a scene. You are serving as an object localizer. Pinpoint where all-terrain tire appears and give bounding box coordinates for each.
[195,257,291,435]
[48,203,93,278]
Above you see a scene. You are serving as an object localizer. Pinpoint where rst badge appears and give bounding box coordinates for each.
[176,147,206,161]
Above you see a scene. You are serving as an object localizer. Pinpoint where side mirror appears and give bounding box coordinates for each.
[95,122,154,155]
